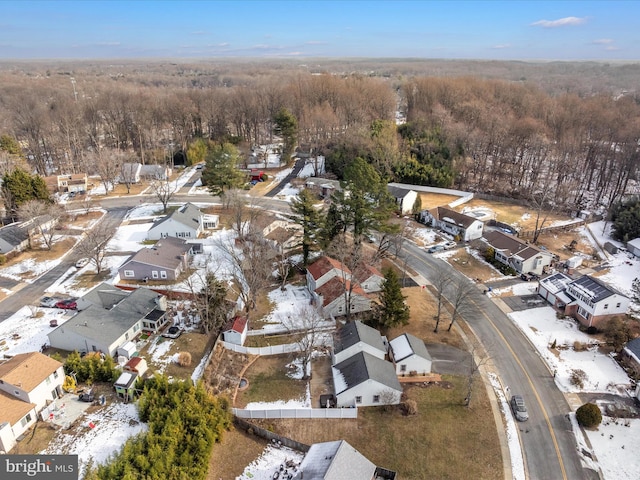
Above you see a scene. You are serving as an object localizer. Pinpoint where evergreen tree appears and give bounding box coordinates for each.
[290,188,322,266]
[611,196,640,242]
[375,268,410,329]
[201,143,246,196]
[273,107,298,166]
[2,168,51,219]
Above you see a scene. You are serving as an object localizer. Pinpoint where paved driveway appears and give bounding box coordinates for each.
[427,343,471,375]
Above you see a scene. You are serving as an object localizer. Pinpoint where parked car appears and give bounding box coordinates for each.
[510,394,529,421]
[40,296,60,308]
[520,272,540,282]
[443,241,457,250]
[75,258,90,268]
[78,392,95,402]
[427,245,445,253]
[162,326,182,339]
[56,298,77,310]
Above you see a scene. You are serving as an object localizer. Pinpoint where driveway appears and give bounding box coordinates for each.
[265,158,304,197]
[427,343,471,375]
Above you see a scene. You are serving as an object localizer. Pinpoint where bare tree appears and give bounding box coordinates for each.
[282,305,330,380]
[90,148,124,196]
[119,161,139,194]
[181,270,230,335]
[378,388,400,411]
[149,173,178,214]
[275,240,292,291]
[431,264,452,333]
[326,235,366,321]
[17,200,66,250]
[447,277,476,332]
[464,339,491,408]
[76,221,113,274]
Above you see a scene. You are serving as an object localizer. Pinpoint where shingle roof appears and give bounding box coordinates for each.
[0,390,36,426]
[333,351,401,393]
[151,203,202,231]
[483,230,546,261]
[315,277,367,307]
[80,282,128,309]
[0,223,29,250]
[307,256,350,281]
[625,337,640,360]
[387,185,413,199]
[296,440,376,480]
[0,352,62,392]
[430,206,479,229]
[334,320,386,356]
[390,333,431,362]
[120,236,190,270]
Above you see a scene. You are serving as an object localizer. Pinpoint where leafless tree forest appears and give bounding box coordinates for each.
[0,58,638,213]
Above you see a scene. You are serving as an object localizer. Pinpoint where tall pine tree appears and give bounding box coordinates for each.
[375,268,410,329]
[290,188,321,266]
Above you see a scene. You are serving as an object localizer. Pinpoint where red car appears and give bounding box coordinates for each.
[56,299,77,310]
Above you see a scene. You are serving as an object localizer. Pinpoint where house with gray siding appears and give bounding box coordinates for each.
[118,236,192,282]
[147,203,206,240]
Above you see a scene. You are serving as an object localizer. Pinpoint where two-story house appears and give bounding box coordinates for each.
[563,275,630,329]
[482,230,554,275]
[420,206,484,242]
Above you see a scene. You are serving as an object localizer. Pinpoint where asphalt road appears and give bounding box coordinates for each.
[401,242,593,480]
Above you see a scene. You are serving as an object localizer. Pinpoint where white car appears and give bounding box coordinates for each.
[443,241,457,250]
[75,258,90,268]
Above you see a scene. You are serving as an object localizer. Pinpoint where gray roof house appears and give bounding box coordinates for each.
[537,272,574,309]
[563,275,630,329]
[48,286,168,356]
[482,230,553,275]
[0,222,30,257]
[118,236,192,282]
[294,440,396,480]
[419,206,484,242]
[389,333,432,376]
[147,203,205,240]
[622,338,640,385]
[387,185,418,215]
[332,351,402,407]
[333,320,387,364]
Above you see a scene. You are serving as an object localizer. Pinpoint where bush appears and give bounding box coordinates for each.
[569,369,587,389]
[576,403,602,428]
[0,254,6,265]
[404,399,418,416]
[178,351,192,367]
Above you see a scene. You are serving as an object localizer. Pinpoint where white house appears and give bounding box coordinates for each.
[0,352,64,453]
[352,264,384,293]
[147,203,205,240]
[333,320,387,364]
[262,219,302,253]
[332,351,402,407]
[222,316,248,346]
[388,185,418,215]
[482,230,554,275]
[537,272,574,309]
[419,206,484,242]
[306,256,350,293]
[563,275,630,329]
[627,238,640,258]
[315,277,372,319]
[389,333,432,376]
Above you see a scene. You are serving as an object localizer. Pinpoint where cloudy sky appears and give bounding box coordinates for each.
[0,1,637,60]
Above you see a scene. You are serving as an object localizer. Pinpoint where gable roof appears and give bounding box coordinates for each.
[0,390,36,426]
[624,337,640,361]
[225,316,247,334]
[307,256,350,281]
[114,371,137,389]
[352,263,382,283]
[387,185,414,200]
[483,230,547,261]
[334,320,386,356]
[315,277,367,307]
[333,351,401,394]
[121,236,190,270]
[568,275,628,303]
[296,440,376,479]
[0,352,62,392]
[539,272,573,295]
[430,206,479,229]
[390,333,431,363]
[0,223,29,250]
[627,238,640,250]
[151,203,202,231]
[80,282,129,309]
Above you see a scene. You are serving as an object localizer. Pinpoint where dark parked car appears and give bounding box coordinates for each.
[56,298,77,310]
[520,272,540,282]
[78,391,94,402]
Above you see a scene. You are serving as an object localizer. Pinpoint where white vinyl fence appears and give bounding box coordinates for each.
[221,340,301,355]
[232,407,358,419]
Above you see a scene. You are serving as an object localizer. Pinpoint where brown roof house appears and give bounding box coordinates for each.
[419,206,484,242]
[0,352,64,452]
[482,230,553,275]
[118,236,192,282]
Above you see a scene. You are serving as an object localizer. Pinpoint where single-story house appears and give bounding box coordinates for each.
[114,371,138,401]
[295,440,396,480]
[537,272,574,310]
[563,275,630,329]
[262,219,302,253]
[627,238,640,258]
[419,206,484,242]
[147,203,205,240]
[332,351,402,407]
[621,338,640,377]
[48,286,168,356]
[482,230,554,275]
[333,320,387,365]
[0,352,64,453]
[75,282,129,311]
[389,333,432,376]
[121,163,172,182]
[0,223,30,257]
[119,163,142,184]
[388,185,418,215]
[123,357,148,377]
[118,236,192,282]
[305,177,341,199]
[222,316,248,346]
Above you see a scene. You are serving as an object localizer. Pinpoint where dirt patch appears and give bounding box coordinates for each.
[446,249,502,283]
[163,332,211,379]
[207,427,268,479]
[204,343,256,400]
[8,422,58,455]
[419,192,462,209]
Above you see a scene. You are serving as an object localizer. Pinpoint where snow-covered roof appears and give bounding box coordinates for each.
[539,272,573,295]
[296,440,377,479]
[390,333,431,362]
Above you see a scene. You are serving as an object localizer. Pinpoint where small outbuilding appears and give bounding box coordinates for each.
[123,357,148,377]
[389,333,432,376]
[114,372,138,401]
[223,316,248,346]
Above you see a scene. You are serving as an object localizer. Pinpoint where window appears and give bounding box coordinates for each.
[125,333,129,340]
[338,306,343,312]
[53,370,58,379]
[143,322,150,329]
[616,303,621,308]
[46,377,51,385]
[152,271,159,279]
[160,271,167,279]
[400,364,407,372]
[373,395,380,403]
[124,270,135,278]
[20,413,32,427]
[604,304,609,310]
[355,396,362,404]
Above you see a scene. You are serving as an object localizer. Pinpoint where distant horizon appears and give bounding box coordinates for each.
[1,1,638,61]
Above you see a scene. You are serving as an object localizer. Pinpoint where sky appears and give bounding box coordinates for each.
[0,1,638,60]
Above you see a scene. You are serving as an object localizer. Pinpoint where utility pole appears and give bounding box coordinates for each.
[70,77,78,102]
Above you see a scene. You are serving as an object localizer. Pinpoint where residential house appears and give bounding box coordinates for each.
[315,277,372,319]
[118,236,192,282]
[294,440,396,480]
[114,371,138,401]
[621,338,640,377]
[223,316,248,346]
[75,282,128,311]
[563,275,630,329]
[627,238,640,258]
[389,333,432,376]
[0,352,64,453]
[305,177,341,200]
[48,286,168,356]
[140,164,171,180]
[306,256,350,293]
[352,263,384,293]
[262,219,302,253]
[333,320,387,364]
[120,163,142,184]
[123,357,148,377]
[388,185,418,215]
[147,203,205,240]
[57,173,88,193]
[537,273,574,310]
[0,223,29,257]
[482,230,554,275]
[332,351,402,407]
[419,206,484,242]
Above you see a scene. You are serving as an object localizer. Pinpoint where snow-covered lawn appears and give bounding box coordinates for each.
[237,445,304,480]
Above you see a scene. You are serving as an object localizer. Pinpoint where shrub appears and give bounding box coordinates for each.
[576,403,602,428]
[404,399,418,416]
[569,369,587,389]
[178,351,192,367]
[573,341,588,352]
[0,254,6,265]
